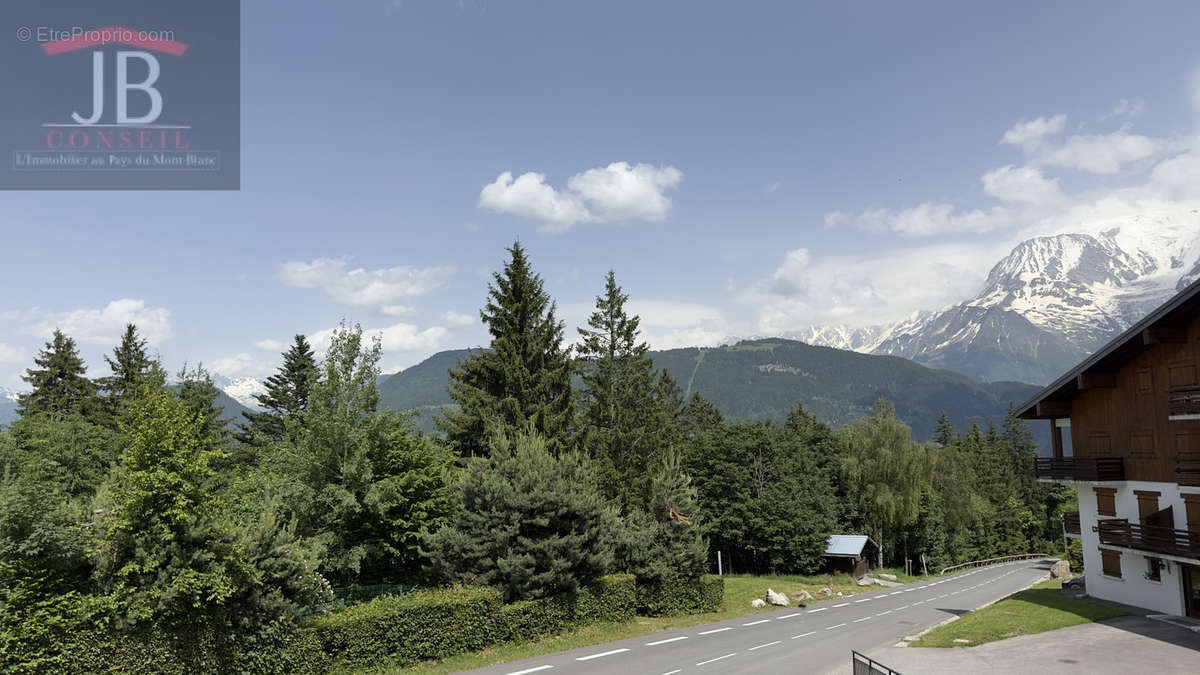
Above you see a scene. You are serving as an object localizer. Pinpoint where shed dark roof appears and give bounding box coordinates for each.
[1016,276,1200,419]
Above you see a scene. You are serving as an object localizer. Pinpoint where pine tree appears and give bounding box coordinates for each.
[97,324,161,415]
[576,271,666,512]
[679,392,723,437]
[176,363,226,444]
[17,330,103,421]
[438,242,574,456]
[236,335,316,444]
[619,449,709,582]
[655,369,685,421]
[933,411,956,447]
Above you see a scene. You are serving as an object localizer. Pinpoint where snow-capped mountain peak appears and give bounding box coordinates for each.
[796,211,1200,384]
[210,375,267,410]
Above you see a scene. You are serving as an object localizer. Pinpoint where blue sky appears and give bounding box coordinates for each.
[3,0,1200,387]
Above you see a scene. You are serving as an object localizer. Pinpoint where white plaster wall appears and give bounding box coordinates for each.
[1078,480,1188,616]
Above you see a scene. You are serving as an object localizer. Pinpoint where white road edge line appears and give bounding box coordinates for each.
[506,666,554,675]
[749,640,781,651]
[743,619,770,626]
[696,653,737,667]
[792,631,816,639]
[646,636,688,646]
[576,648,629,661]
[699,627,733,635]
[826,623,847,630]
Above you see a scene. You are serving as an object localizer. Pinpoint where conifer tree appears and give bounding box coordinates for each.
[618,448,709,582]
[236,335,316,444]
[576,271,666,511]
[17,330,103,421]
[933,411,956,447]
[438,242,574,456]
[98,324,161,415]
[176,363,226,444]
[679,391,724,437]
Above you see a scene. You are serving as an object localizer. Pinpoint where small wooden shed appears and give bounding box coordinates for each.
[822,534,878,579]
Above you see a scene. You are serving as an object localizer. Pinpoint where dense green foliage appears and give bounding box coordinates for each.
[635,574,725,616]
[425,431,618,601]
[439,243,574,457]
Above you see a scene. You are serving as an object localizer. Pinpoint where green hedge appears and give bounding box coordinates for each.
[303,586,503,668]
[635,575,724,617]
[503,573,635,642]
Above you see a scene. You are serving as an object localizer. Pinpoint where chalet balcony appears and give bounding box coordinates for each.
[1034,457,1125,482]
[1096,519,1200,560]
[1169,388,1200,420]
[1063,511,1081,537]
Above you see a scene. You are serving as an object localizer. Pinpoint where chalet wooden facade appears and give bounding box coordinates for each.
[1018,278,1200,618]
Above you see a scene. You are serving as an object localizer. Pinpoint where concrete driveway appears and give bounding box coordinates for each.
[847,614,1200,674]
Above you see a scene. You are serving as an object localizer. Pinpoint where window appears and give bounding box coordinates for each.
[1184,494,1200,535]
[1095,487,1117,517]
[1100,549,1122,578]
[1146,557,1163,582]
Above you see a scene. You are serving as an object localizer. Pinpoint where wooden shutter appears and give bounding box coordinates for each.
[1100,549,1122,578]
[1135,491,1161,523]
[1095,487,1117,517]
[1183,494,1200,535]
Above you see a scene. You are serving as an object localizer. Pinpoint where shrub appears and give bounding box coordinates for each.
[636,574,724,616]
[304,586,504,668]
[502,573,635,641]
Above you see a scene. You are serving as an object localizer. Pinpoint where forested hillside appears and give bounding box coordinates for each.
[378,341,1040,443]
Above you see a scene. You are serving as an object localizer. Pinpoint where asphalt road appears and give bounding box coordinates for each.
[463,558,1057,675]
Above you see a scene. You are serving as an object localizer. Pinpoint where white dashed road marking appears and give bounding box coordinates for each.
[808,607,828,613]
[833,602,850,607]
[646,636,688,646]
[852,617,870,623]
[876,610,892,616]
[506,666,554,675]
[696,653,737,667]
[778,612,801,619]
[660,670,681,675]
[792,631,816,639]
[826,623,847,630]
[743,619,770,626]
[576,649,629,661]
[698,627,732,635]
[749,640,781,651]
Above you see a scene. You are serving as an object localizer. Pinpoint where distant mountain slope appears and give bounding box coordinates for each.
[797,213,1200,384]
[0,388,253,431]
[377,340,1039,443]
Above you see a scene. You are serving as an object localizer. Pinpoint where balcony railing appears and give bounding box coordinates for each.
[1096,519,1200,559]
[1169,388,1200,420]
[1034,457,1125,482]
[1063,511,1081,536]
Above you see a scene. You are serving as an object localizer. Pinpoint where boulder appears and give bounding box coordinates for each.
[791,590,814,603]
[1051,560,1071,579]
[856,576,875,586]
[766,588,789,606]
[751,598,767,608]
[817,587,833,597]
[878,573,898,581]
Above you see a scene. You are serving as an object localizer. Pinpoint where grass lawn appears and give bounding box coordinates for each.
[357,568,932,674]
[910,579,1129,648]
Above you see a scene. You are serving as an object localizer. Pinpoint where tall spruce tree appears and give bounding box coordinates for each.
[236,335,316,444]
[17,330,103,421]
[176,363,226,445]
[576,271,666,512]
[98,324,163,416]
[438,242,574,456]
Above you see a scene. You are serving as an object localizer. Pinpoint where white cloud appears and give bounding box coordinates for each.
[380,304,415,317]
[825,202,1011,237]
[981,165,1063,206]
[255,338,287,351]
[210,352,272,378]
[763,180,782,193]
[27,299,171,346]
[627,300,724,329]
[1104,98,1144,120]
[441,310,475,327]
[478,171,591,232]
[1001,114,1067,152]
[1035,129,1171,174]
[750,243,1004,331]
[479,162,683,233]
[279,257,455,310]
[0,343,25,364]
[307,322,450,356]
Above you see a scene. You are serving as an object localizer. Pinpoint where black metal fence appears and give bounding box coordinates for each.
[852,650,902,675]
